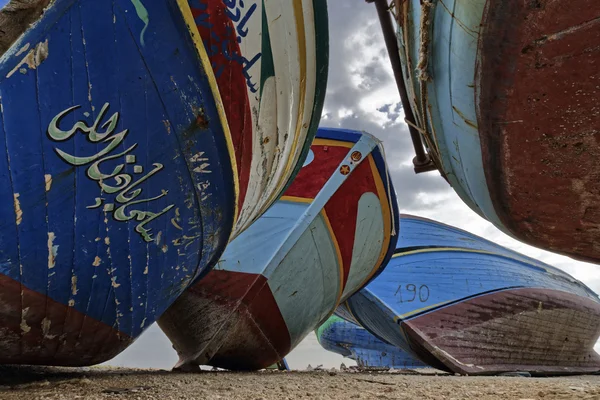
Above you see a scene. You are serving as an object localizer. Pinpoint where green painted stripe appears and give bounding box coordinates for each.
[276,0,330,196]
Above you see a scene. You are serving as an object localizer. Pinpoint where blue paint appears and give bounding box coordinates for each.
[316,316,428,369]
[396,1,504,229]
[0,0,236,358]
[158,127,401,369]
[340,214,600,359]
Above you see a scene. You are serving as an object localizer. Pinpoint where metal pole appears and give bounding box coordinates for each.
[368,0,435,173]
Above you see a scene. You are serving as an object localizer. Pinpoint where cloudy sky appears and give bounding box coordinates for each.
[107,0,600,370]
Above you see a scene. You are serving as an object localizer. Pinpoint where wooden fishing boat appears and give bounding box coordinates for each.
[0,0,327,366]
[316,315,428,370]
[369,0,600,263]
[339,214,600,376]
[158,127,400,371]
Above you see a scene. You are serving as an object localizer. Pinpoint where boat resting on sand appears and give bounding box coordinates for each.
[0,0,327,366]
[316,315,428,370]
[369,0,600,264]
[158,127,400,371]
[339,214,600,376]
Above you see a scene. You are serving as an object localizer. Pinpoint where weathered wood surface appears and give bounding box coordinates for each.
[341,215,600,375]
[159,127,400,371]
[388,0,600,263]
[0,0,51,56]
[0,0,237,366]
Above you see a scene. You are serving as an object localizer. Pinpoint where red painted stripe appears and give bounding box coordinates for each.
[284,143,350,200]
[323,155,379,289]
[190,3,253,213]
[191,270,291,369]
[0,274,130,366]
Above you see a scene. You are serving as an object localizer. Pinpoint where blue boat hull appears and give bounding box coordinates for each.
[339,215,600,375]
[0,0,237,365]
[316,316,428,370]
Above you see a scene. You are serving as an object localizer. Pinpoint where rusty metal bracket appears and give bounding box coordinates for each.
[367,0,437,174]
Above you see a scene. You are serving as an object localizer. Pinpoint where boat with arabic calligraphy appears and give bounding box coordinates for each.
[316,315,428,370]
[158,127,400,371]
[339,214,600,375]
[369,0,600,264]
[0,0,327,366]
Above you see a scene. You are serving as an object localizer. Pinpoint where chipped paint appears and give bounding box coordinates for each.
[68,299,75,307]
[47,232,58,269]
[104,237,110,246]
[20,307,31,334]
[6,39,49,78]
[13,193,22,225]
[15,43,31,57]
[111,276,121,288]
[71,276,78,296]
[92,256,102,267]
[41,317,56,339]
[44,174,52,191]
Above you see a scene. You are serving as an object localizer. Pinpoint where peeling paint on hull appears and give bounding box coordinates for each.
[477,0,600,263]
[0,0,240,365]
[158,128,401,371]
[186,0,329,237]
[340,215,600,375]
[388,0,600,263]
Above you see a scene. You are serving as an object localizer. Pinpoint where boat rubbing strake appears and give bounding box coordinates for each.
[158,127,400,370]
[340,214,600,375]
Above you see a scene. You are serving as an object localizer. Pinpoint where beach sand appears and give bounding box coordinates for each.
[1,366,599,399]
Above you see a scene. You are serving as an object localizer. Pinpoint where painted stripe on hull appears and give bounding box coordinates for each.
[405,288,600,375]
[341,215,600,375]
[0,273,129,365]
[392,0,600,263]
[0,0,237,365]
[158,270,290,370]
[186,0,329,236]
[159,128,401,370]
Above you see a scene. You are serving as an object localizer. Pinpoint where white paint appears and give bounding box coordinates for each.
[44,174,52,192]
[6,39,49,78]
[71,276,78,296]
[20,307,31,333]
[47,232,58,269]
[15,43,31,57]
[13,193,22,225]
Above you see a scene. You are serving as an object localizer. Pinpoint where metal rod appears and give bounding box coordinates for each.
[368,0,434,172]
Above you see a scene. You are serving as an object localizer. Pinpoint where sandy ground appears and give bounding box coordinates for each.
[1,366,600,400]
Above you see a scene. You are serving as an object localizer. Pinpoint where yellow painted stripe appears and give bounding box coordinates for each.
[344,301,360,325]
[394,300,453,321]
[176,0,240,227]
[355,155,393,289]
[321,209,345,307]
[279,195,313,204]
[313,138,354,148]
[392,247,551,273]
